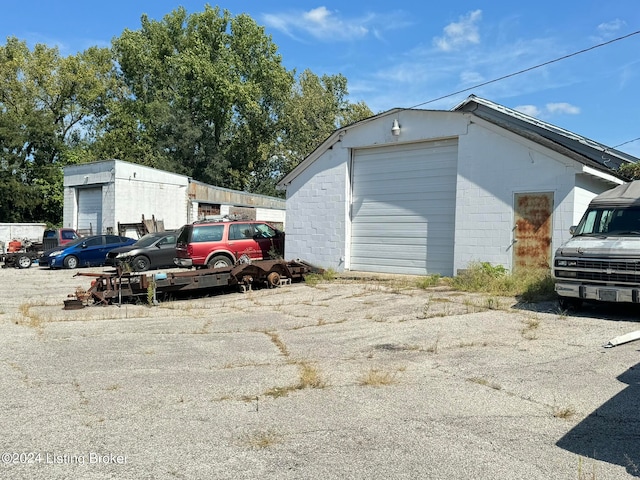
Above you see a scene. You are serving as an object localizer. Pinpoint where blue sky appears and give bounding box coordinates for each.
[2,1,639,156]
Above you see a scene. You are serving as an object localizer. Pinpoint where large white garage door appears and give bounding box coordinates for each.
[350,139,458,276]
[77,187,102,235]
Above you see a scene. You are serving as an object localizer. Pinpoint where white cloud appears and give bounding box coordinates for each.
[460,70,484,85]
[514,105,541,117]
[261,7,407,42]
[546,102,580,115]
[433,10,482,52]
[597,19,626,37]
[514,102,580,119]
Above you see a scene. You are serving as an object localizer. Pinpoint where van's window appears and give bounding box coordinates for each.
[192,225,224,242]
[575,207,640,235]
[62,230,78,240]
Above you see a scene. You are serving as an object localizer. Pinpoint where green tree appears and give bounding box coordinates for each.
[618,162,639,180]
[274,70,373,185]
[0,37,119,223]
[110,5,294,190]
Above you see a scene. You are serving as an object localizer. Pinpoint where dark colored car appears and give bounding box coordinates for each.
[39,235,136,269]
[106,231,178,272]
[174,221,284,268]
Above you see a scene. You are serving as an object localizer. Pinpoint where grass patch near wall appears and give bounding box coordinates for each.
[303,269,337,287]
[449,262,555,301]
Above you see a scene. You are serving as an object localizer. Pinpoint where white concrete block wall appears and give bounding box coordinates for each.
[285,147,348,269]
[62,187,76,229]
[453,122,579,273]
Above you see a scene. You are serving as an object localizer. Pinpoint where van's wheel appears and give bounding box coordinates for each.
[207,255,232,269]
[558,297,582,311]
[64,255,79,269]
[17,255,32,269]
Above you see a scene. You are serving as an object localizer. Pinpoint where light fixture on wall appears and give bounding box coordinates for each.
[391,119,401,136]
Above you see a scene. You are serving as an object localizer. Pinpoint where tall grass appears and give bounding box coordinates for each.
[450,262,555,301]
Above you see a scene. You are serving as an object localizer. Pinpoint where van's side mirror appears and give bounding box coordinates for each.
[569,226,577,236]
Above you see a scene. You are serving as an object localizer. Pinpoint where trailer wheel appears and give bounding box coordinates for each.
[17,255,32,269]
[64,255,79,269]
[266,271,281,287]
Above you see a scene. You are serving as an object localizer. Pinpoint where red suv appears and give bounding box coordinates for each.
[174,221,284,268]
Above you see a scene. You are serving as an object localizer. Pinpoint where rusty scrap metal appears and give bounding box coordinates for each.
[68,259,318,306]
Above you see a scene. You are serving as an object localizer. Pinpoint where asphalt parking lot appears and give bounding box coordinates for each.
[1,264,640,479]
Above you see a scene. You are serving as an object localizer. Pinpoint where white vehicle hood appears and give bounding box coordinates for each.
[556,235,640,258]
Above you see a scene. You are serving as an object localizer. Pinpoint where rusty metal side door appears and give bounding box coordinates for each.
[513,192,553,271]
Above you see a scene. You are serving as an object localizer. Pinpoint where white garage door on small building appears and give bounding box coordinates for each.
[77,187,102,235]
[350,139,458,276]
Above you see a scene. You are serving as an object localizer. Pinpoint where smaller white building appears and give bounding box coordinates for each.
[63,160,285,236]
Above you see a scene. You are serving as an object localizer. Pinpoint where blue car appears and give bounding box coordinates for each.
[40,234,136,269]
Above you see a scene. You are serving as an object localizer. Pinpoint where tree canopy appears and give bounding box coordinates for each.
[0,37,118,222]
[0,5,373,223]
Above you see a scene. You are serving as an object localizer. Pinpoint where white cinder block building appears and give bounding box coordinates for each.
[63,160,285,236]
[277,95,637,276]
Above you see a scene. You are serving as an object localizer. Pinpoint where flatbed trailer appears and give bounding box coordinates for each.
[1,251,41,269]
[66,259,319,307]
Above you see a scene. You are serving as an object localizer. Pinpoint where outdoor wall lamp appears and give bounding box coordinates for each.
[391,119,401,136]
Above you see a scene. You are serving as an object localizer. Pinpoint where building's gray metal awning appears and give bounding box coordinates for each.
[454,95,637,179]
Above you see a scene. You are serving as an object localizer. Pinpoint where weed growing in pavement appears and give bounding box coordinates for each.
[17,302,46,330]
[484,297,502,310]
[552,404,576,419]
[303,268,337,287]
[358,367,398,387]
[577,457,597,480]
[416,274,442,289]
[467,377,502,390]
[297,361,327,389]
[263,331,289,357]
[521,315,541,340]
[425,335,441,354]
[625,454,640,476]
[240,429,282,449]
[263,361,328,398]
[146,278,157,306]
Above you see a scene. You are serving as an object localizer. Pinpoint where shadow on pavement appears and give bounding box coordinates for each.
[556,362,640,476]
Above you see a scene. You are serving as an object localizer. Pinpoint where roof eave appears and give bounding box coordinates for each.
[277,108,405,189]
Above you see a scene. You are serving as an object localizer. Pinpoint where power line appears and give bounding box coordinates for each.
[406,29,640,109]
[613,137,640,149]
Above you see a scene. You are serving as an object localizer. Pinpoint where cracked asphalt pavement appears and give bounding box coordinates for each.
[1,266,640,479]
